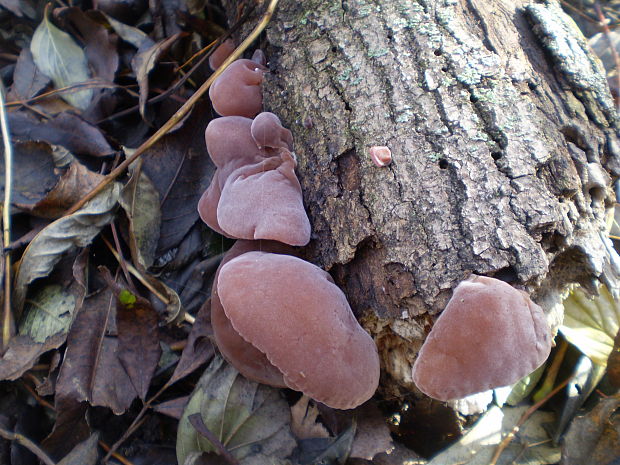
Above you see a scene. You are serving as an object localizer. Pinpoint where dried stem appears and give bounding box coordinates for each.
[0,426,56,465]
[489,376,573,465]
[0,81,13,351]
[64,0,280,217]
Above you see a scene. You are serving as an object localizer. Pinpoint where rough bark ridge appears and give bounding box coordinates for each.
[231,0,620,395]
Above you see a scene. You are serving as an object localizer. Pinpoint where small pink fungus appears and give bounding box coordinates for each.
[369,146,392,167]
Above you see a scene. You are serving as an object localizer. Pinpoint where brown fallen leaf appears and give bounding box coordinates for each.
[9,111,114,157]
[0,251,87,381]
[43,403,90,461]
[153,396,189,420]
[141,104,215,254]
[168,299,214,386]
[349,403,394,460]
[8,48,50,102]
[561,394,620,465]
[115,287,161,400]
[0,141,60,209]
[290,395,330,440]
[55,287,137,415]
[16,162,106,219]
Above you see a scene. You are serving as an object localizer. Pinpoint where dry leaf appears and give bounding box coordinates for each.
[291,395,330,440]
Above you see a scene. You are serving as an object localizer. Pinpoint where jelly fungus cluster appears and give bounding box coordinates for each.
[199,42,380,409]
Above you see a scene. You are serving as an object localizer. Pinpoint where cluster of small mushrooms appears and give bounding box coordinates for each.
[199,40,553,409]
[198,41,380,410]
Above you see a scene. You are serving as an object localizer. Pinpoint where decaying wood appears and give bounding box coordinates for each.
[229,0,620,398]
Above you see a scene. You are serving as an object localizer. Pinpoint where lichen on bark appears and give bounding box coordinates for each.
[226,0,620,396]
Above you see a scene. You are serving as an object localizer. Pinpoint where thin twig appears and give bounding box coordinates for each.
[0,426,56,465]
[188,414,240,465]
[101,236,168,304]
[65,0,278,216]
[98,441,136,465]
[0,81,13,350]
[110,223,136,291]
[489,376,573,465]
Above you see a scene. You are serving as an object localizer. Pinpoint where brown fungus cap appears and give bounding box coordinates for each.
[251,112,294,151]
[209,59,267,118]
[199,116,310,245]
[208,38,236,71]
[217,150,311,246]
[204,116,266,172]
[211,240,296,387]
[217,251,380,409]
[412,275,552,401]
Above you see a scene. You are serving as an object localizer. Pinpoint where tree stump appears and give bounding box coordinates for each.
[226,0,620,399]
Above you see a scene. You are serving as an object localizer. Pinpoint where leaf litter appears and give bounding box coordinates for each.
[0,1,618,464]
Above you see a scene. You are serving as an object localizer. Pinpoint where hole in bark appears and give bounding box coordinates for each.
[331,46,338,53]
[438,159,448,169]
[491,151,502,160]
[441,66,448,72]
[589,186,606,207]
[469,94,478,103]
[434,49,442,56]
[491,266,518,284]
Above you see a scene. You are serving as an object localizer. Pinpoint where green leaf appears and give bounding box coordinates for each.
[177,356,296,465]
[561,285,620,366]
[30,6,93,110]
[13,183,120,314]
[18,284,76,343]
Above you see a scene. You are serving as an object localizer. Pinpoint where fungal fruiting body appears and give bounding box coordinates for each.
[412,275,552,401]
[199,52,379,410]
[211,240,294,388]
[209,59,267,118]
[217,251,381,410]
[198,114,311,246]
[369,146,392,167]
[208,38,236,71]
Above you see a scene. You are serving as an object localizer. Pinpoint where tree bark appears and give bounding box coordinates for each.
[228,0,620,398]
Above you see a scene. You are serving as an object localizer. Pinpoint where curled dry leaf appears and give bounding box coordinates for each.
[30,6,93,110]
[18,285,75,342]
[132,32,185,120]
[12,182,120,314]
[291,396,330,440]
[16,161,106,219]
[119,162,161,269]
[8,48,51,102]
